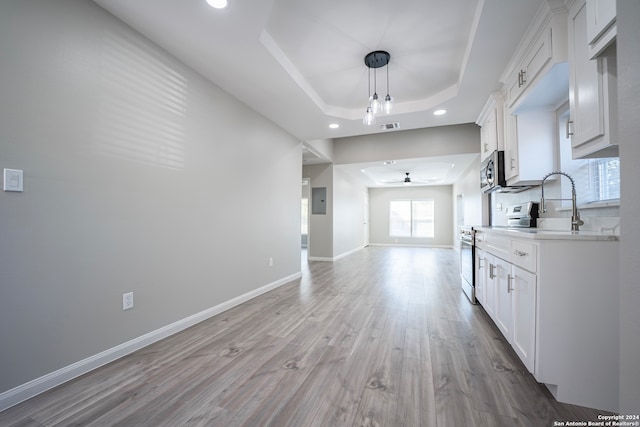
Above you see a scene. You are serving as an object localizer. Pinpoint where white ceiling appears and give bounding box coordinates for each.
[336,153,480,188]
[91,0,541,187]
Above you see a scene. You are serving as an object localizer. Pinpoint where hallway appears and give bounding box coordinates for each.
[0,247,605,426]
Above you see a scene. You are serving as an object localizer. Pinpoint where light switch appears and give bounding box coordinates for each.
[3,169,24,192]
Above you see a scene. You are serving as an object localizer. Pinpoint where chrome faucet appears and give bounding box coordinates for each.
[539,171,584,232]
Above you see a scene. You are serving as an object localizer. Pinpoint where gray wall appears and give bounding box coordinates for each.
[333,167,368,256]
[368,186,454,247]
[303,164,333,259]
[0,0,301,395]
[617,0,640,413]
[303,163,368,260]
[333,124,480,165]
[305,139,334,162]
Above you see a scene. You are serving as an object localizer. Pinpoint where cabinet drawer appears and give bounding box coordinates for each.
[485,234,511,261]
[475,231,487,250]
[511,240,537,272]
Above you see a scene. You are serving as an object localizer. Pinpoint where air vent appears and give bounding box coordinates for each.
[380,122,400,131]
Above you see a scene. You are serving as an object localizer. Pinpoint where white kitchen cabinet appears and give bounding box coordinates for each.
[482,252,496,322]
[502,108,556,186]
[510,265,536,374]
[535,238,619,412]
[476,93,503,161]
[586,0,616,58]
[502,4,568,113]
[503,106,518,182]
[568,0,618,159]
[475,227,619,412]
[504,28,552,110]
[483,244,537,374]
[474,249,486,306]
[493,256,512,342]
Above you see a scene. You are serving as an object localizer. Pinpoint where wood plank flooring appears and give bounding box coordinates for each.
[0,247,609,426]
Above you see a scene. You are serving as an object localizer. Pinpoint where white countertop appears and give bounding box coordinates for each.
[475,226,619,241]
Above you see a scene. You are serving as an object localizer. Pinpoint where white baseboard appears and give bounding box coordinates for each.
[307,245,365,262]
[307,256,334,262]
[0,272,302,413]
[368,243,453,249]
[333,245,366,261]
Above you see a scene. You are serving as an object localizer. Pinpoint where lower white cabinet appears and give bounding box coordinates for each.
[475,249,486,305]
[479,251,536,374]
[493,256,513,342]
[475,249,496,320]
[510,265,536,373]
[475,228,619,412]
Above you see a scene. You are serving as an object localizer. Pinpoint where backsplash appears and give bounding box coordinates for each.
[491,180,620,234]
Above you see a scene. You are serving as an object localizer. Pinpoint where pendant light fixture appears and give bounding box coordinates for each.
[363,51,392,125]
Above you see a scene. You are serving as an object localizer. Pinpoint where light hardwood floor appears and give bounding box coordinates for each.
[0,247,608,426]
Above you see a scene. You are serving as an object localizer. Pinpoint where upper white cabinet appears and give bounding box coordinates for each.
[476,93,503,161]
[568,0,618,159]
[497,1,566,186]
[501,3,568,113]
[586,0,616,58]
[503,107,556,186]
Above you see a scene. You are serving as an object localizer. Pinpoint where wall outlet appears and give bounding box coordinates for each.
[123,292,134,310]
[268,257,274,267]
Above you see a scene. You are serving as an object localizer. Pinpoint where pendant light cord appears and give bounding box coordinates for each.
[368,67,371,105]
[386,63,389,94]
[374,67,377,95]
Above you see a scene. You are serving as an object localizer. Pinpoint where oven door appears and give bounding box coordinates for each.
[460,237,476,303]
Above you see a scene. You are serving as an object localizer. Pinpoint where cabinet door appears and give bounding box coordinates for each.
[506,27,553,111]
[522,27,553,92]
[480,108,498,160]
[475,250,486,305]
[511,266,537,373]
[503,105,519,181]
[586,0,615,45]
[493,257,512,341]
[568,0,618,158]
[483,253,497,321]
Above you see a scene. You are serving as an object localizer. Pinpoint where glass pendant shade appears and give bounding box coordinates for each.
[370,93,381,114]
[384,94,393,114]
[363,107,375,125]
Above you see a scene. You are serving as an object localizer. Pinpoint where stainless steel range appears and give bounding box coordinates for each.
[459,225,476,304]
[506,201,539,228]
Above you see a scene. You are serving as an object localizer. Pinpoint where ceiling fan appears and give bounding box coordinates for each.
[381,172,435,186]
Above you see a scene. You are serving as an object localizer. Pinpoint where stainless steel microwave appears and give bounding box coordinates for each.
[480,150,506,193]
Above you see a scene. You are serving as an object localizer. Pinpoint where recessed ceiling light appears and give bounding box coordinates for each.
[434,109,447,116]
[329,123,339,129]
[206,0,228,9]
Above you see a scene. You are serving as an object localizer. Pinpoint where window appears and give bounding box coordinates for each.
[389,200,434,238]
[558,108,620,205]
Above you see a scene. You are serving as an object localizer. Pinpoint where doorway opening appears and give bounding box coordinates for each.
[301,178,310,266]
